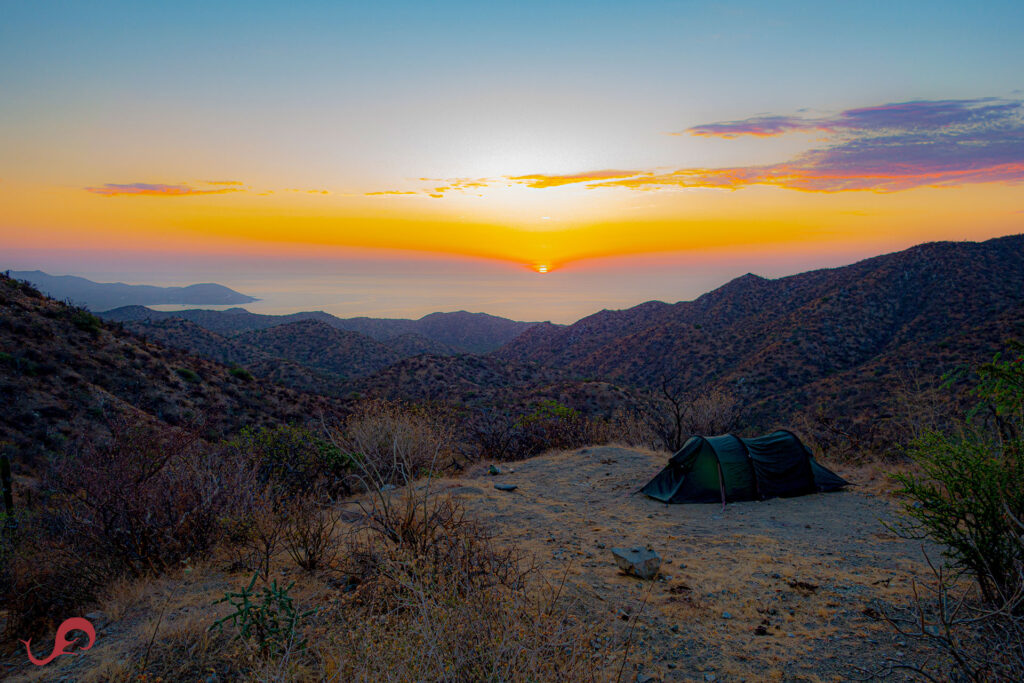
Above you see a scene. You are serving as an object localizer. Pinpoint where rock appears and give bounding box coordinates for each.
[722,611,732,619]
[611,547,661,579]
[488,464,503,475]
[380,484,396,492]
[670,624,680,633]
[84,611,106,627]
[704,673,717,681]
[494,483,517,491]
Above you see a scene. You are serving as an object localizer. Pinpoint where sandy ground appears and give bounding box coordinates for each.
[434,445,937,682]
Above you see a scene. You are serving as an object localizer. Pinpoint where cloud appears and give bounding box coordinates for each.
[85,182,243,197]
[363,98,1024,196]
[608,98,1024,192]
[508,169,647,188]
[686,115,832,138]
[366,177,495,198]
[618,99,1024,192]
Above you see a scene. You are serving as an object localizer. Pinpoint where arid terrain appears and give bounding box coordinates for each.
[3,445,936,682]
[442,446,935,682]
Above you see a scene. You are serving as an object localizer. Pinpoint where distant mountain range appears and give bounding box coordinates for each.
[102,306,544,354]
[5,235,1023,464]
[9,270,257,310]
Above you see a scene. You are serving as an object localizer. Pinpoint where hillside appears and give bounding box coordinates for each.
[10,270,256,310]
[0,274,344,464]
[494,235,1024,431]
[102,305,543,353]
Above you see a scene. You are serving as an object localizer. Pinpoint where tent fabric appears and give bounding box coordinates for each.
[641,430,849,504]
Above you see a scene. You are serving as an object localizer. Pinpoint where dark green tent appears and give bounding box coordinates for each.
[641,430,848,504]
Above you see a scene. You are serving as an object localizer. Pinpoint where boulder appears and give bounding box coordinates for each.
[611,546,661,579]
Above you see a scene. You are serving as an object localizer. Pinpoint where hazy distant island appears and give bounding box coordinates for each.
[8,270,258,311]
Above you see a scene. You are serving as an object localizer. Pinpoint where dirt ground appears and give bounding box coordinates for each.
[2,445,939,682]
[433,445,938,682]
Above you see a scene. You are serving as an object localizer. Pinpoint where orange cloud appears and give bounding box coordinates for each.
[507,169,646,188]
[85,182,243,197]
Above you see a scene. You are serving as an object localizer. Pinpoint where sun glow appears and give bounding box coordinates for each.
[535,264,549,273]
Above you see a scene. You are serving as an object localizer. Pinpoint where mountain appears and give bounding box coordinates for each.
[234,320,402,381]
[119,316,457,391]
[101,306,544,354]
[494,235,1024,431]
[0,274,343,463]
[9,270,257,310]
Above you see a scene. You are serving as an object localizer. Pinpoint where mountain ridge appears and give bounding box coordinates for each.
[8,270,257,310]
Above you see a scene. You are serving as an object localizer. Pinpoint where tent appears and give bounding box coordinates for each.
[641,430,848,504]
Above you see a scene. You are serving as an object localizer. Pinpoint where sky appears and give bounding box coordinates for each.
[2,1,1023,322]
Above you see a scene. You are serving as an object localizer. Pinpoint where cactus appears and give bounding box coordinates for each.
[210,573,316,657]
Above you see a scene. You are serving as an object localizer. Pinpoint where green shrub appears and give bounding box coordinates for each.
[70,308,102,335]
[893,342,1024,603]
[222,424,353,496]
[176,367,201,383]
[229,366,254,382]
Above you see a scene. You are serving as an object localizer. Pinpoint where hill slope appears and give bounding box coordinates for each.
[0,275,343,464]
[495,235,1024,428]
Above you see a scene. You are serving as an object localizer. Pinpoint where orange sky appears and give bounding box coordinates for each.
[2,3,1023,321]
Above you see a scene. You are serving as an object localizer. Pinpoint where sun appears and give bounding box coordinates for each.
[535,264,549,274]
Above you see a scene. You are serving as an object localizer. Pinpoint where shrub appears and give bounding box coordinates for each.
[283,486,343,571]
[222,423,352,496]
[338,399,454,487]
[175,367,201,383]
[229,366,254,382]
[893,342,1024,603]
[645,383,741,452]
[325,483,600,681]
[470,401,615,460]
[43,417,258,579]
[69,308,102,335]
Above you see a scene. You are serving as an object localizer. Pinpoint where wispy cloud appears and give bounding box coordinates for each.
[364,98,1024,196]
[626,98,1024,192]
[508,169,647,188]
[85,182,243,197]
[686,115,833,138]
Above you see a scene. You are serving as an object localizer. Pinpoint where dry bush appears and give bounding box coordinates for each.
[868,554,1024,682]
[469,400,618,461]
[43,417,257,578]
[283,486,343,572]
[3,416,262,640]
[646,383,742,452]
[220,483,289,581]
[609,407,662,450]
[323,489,599,681]
[339,399,455,487]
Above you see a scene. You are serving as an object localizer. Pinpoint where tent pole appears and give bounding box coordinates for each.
[718,462,726,512]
